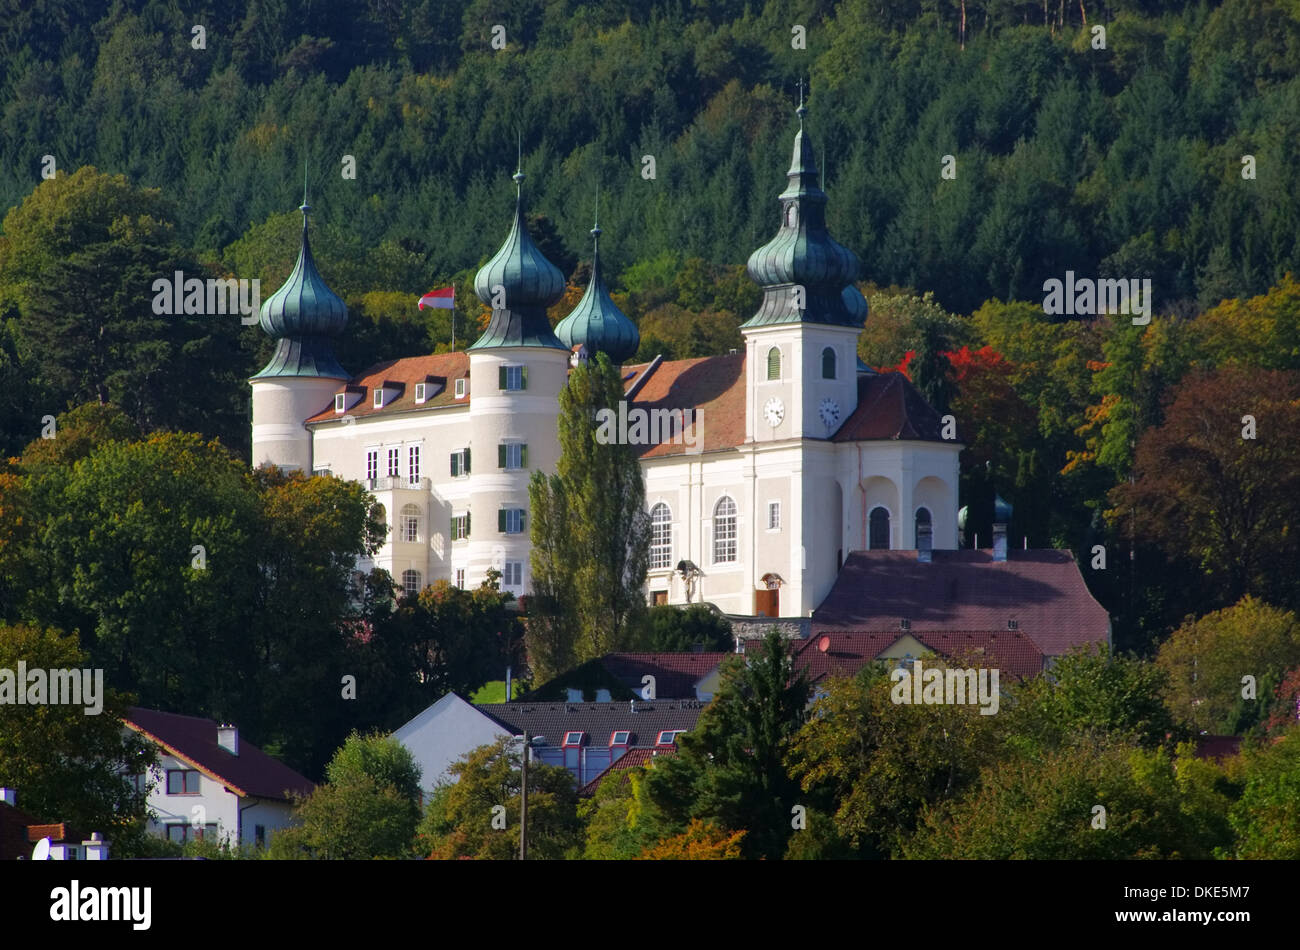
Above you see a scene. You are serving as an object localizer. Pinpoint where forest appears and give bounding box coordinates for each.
[3,0,1300,814]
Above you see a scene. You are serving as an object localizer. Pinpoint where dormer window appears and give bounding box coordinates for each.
[610,731,630,747]
[656,730,683,748]
[334,393,346,413]
[414,382,427,404]
[562,731,585,748]
[455,378,467,399]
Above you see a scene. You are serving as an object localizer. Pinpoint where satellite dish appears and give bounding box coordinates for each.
[31,837,51,861]
[818,636,831,653]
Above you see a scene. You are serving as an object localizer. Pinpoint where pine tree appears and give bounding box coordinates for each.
[527,352,650,679]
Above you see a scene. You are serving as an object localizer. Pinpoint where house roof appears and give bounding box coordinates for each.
[795,630,1045,684]
[812,549,1110,657]
[577,747,672,798]
[1,801,45,860]
[304,351,470,424]
[831,372,954,442]
[599,653,729,698]
[1194,735,1242,761]
[474,700,703,749]
[623,352,747,458]
[125,708,315,802]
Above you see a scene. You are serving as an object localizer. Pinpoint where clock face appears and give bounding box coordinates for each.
[819,398,841,429]
[763,396,785,427]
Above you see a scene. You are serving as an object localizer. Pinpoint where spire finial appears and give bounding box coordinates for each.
[300,160,311,218]
[513,129,525,195]
[796,76,807,127]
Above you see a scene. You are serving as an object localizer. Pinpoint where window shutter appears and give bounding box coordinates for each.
[450,453,458,477]
[498,366,507,389]
[464,447,470,473]
[519,509,526,532]
[520,366,528,390]
[498,509,506,532]
[466,512,470,536]
[520,444,527,468]
[498,444,506,468]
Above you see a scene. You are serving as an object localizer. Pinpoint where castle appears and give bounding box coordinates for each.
[249,104,962,619]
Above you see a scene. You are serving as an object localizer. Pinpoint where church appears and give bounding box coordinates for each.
[248,103,967,620]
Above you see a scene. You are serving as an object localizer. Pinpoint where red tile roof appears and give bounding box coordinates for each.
[623,353,747,458]
[599,653,729,698]
[304,351,470,424]
[832,372,955,442]
[0,802,44,860]
[578,747,673,797]
[125,708,315,802]
[795,630,1045,683]
[812,549,1110,657]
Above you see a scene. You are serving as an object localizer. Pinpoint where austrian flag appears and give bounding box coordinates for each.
[418,287,455,310]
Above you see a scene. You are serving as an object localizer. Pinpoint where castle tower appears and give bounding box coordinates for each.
[555,213,640,364]
[249,198,349,471]
[466,166,571,593]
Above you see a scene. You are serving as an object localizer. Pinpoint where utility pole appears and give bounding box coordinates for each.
[519,732,528,860]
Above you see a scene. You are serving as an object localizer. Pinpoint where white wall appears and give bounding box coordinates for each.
[392,693,510,795]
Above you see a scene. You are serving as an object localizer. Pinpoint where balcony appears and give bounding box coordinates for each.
[365,476,431,492]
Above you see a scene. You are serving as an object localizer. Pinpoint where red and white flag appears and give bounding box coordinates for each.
[418,287,455,310]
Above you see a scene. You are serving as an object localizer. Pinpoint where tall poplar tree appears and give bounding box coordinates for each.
[528,352,650,680]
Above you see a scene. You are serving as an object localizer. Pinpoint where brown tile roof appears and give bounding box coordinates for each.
[795,630,1045,683]
[578,747,673,797]
[812,549,1110,657]
[0,801,45,860]
[474,700,703,750]
[1193,735,1242,761]
[832,372,954,442]
[623,353,747,457]
[304,351,471,424]
[599,653,729,698]
[125,708,315,802]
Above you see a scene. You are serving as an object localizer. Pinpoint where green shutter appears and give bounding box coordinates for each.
[520,444,527,468]
[520,366,528,390]
[466,512,470,536]
[519,509,526,532]
[498,366,507,390]
[464,447,470,473]
[450,453,458,477]
[498,509,506,532]
[498,444,506,468]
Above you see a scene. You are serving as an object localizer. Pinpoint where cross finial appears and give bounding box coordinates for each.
[796,76,808,127]
[513,128,525,195]
[300,159,311,217]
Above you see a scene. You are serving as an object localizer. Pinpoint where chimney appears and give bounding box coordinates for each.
[217,723,239,756]
[917,521,933,563]
[992,493,1012,562]
[82,831,109,861]
[0,787,14,807]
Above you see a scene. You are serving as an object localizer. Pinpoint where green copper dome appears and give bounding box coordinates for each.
[253,203,349,379]
[470,170,567,350]
[555,223,639,364]
[742,103,863,330]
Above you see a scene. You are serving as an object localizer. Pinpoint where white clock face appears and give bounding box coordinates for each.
[819,398,841,428]
[764,396,785,427]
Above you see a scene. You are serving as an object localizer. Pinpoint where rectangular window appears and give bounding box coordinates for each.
[652,590,668,606]
[498,443,527,470]
[503,561,522,586]
[455,569,465,589]
[366,450,378,481]
[455,378,467,399]
[166,770,201,795]
[387,448,400,477]
[450,449,470,477]
[768,501,781,531]
[499,365,526,391]
[414,382,426,403]
[498,509,525,534]
[408,446,421,484]
[610,731,630,747]
[312,467,331,477]
[451,514,470,540]
[562,731,585,747]
[334,393,346,413]
[255,825,266,847]
[374,388,384,408]
[167,822,219,843]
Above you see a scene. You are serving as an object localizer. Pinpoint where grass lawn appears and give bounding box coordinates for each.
[470,680,514,703]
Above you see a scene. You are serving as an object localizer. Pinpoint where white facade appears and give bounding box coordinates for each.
[391,693,510,796]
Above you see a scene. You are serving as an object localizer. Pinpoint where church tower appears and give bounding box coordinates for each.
[249,198,349,471]
[466,166,571,592]
[741,98,864,443]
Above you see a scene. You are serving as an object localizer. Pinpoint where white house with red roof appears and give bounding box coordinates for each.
[250,102,968,619]
[124,708,314,849]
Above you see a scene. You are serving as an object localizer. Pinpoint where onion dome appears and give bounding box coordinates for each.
[994,493,1014,523]
[469,169,567,350]
[958,505,969,532]
[555,219,640,364]
[742,100,862,329]
[252,200,349,379]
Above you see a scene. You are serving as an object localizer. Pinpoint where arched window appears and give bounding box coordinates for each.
[869,507,891,550]
[400,504,422,543]
[401,569,422,596]
[914,507,932,547]
[767,347,781,381]
[649,503,672,570]
[822,347,837,379]
[713,496,737,563]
